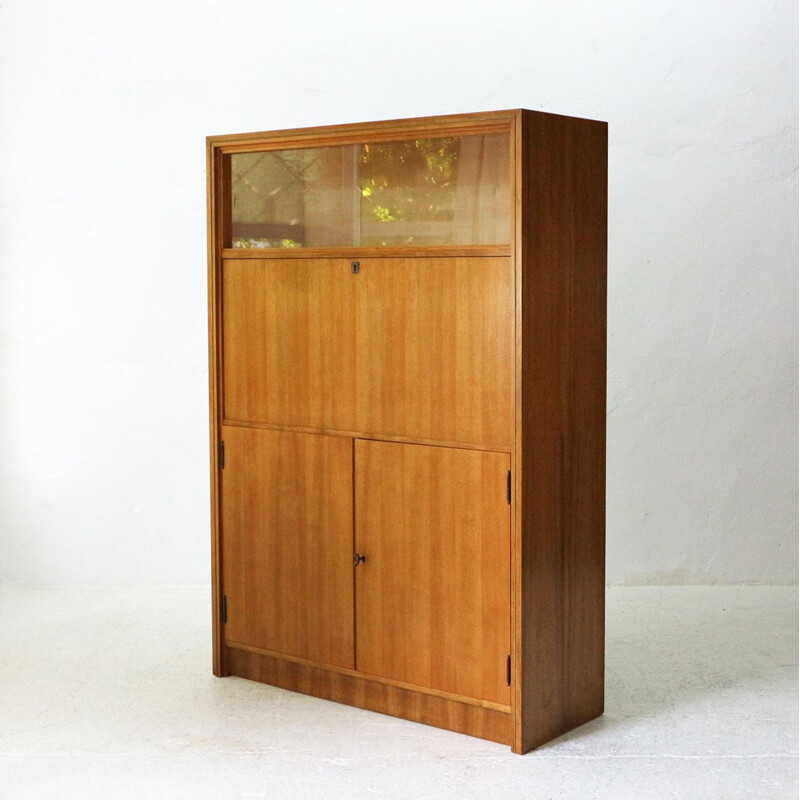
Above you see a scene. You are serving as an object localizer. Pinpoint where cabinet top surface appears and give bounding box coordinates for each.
[206,109,607,148]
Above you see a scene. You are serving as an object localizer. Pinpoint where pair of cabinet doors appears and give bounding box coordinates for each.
[220,255,515,708]
[221,427,511,707]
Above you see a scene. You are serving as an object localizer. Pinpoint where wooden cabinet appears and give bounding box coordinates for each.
[207,110,607,753]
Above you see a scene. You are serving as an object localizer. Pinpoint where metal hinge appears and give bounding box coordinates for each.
[507,470,511,504]
[221,595,227,624]
[219,441,225,470]
[507,654,511,686]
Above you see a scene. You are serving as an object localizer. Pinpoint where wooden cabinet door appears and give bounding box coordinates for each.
[354,257,514,447]
[221,425,354,669]
[354,439,511,706]
[222,259,356,430]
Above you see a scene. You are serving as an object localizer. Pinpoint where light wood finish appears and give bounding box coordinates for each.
[228,647,512,745]
[222,245,511,259]
[222,420,512,455]
[355,440,511,706]
[223,256,514,448]
[226,640,511,713]
[220,425,354,669]
[207,109,607,754]
[216,124,512,154]
[222,259,357,431]
[355,258,514,447]
[513,110,607,753]
[208,111,516,151]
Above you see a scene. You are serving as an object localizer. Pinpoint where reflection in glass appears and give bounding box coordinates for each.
[230,133,510,248]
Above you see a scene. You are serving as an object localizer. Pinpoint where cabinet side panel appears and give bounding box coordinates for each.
[517,110,607,752]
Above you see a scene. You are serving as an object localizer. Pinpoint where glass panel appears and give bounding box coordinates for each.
[230,146,358,249]
[357,134,509,246]
[229,133,510,248]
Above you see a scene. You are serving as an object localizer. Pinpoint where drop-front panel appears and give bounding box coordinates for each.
[222,256,514,447]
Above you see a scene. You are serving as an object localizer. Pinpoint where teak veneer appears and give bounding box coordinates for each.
[207,109,607,753]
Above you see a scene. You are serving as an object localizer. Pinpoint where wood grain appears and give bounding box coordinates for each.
[228,647,512,745]
[514,110,607,753]
[226,640,510,712]
[220,425,354,669]
[208,110,516,151]
[223,255,514,448]
[355,439,511,706]
[355,258,514,447]
[208,108,607,753]
[222,259,357,431]
[221,420,512,454]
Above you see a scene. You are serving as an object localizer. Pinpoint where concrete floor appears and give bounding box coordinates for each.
[0,586,796,799]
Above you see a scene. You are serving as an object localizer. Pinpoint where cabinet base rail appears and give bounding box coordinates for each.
[224,645,512,746]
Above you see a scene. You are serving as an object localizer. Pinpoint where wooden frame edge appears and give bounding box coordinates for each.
[220,420,512,455]
[511,109,524,754]
[207,139,226,677]
[206,109,520,148]
[221,245,512,259]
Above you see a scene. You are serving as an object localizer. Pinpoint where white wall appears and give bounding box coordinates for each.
[0,0,796,585]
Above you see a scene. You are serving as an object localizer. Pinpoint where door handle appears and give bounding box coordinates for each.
[353,552,366,567]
